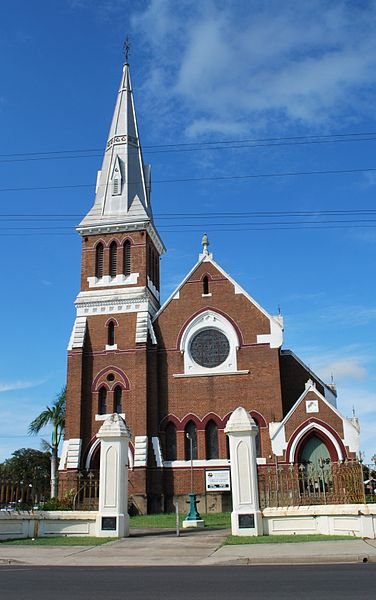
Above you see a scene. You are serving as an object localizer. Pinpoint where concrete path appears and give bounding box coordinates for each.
[0,529,376,566]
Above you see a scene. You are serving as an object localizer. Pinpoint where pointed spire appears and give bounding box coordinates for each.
[78,59,153,232]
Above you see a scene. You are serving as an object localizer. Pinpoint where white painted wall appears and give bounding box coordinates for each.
[262,504,376,538]
[0,511,97,541]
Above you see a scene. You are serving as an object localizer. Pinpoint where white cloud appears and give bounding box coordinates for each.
[299,343,374,380]
[0,378,47,393]
[131,0,376,137]
[317,358,367,382]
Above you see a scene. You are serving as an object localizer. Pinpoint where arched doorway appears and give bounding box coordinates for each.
[299,435,330,468]
[298,434,332,499]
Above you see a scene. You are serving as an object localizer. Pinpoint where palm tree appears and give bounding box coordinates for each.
[28,387,66,498]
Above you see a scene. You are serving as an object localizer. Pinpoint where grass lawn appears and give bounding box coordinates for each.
[225,533,360,545]
[0,513,231,545]
[0,536,115,546]
[129,512,231,529]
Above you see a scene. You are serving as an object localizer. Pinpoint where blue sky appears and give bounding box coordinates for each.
[0,0,375,463]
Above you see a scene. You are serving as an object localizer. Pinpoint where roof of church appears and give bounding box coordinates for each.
[153,244,284,348]
[77,62,155,234]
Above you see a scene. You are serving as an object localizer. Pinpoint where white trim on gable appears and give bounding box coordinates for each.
[153,255,284,348]
[270,379,360,459]
[153,256,206,321]
[275,381,344,438]
[288,422,344,463]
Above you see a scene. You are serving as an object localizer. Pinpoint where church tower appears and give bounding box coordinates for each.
[60,59,165,513]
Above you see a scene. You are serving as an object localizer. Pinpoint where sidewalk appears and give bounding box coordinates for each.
[0,529,376,567]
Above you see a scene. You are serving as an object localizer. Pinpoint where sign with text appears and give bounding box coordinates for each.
[205,469,231,492]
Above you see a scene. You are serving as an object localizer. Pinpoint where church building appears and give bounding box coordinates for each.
[59,60,360,514]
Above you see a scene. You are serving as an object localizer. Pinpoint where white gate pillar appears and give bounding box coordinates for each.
[95,413,131,538]
[225,406,263,536]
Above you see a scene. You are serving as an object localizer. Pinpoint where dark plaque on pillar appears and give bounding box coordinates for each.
[102,516,117,531]
[239,514,255,529]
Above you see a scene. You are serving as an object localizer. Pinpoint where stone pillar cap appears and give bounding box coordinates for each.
[224,406,258,433]
[96,413,132,438]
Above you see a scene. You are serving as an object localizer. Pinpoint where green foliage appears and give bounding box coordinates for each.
[28,386,66,497]
[28,387,66,449]
[40,489,75,511]
[129,512,231,529]
[0,448,50,490]
[0,536,114,546]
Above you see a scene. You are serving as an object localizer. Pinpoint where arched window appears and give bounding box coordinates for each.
[165,422,177,461]
[95,243,104,279]
[123,240,131,276]
[114,386,122,413]
[98,387,107,415]
[253,419,261,458]
[180,310,239,375]
[109,241,117,278]
[184,421,197,460]
[205,420,218,459]
[203,276,209,295]
[107,321,115,346]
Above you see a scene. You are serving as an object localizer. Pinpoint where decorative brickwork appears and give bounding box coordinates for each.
[60,61,360,513]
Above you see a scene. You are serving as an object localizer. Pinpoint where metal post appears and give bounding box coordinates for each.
[174,499,180,537]
[275,455,279,506]
[186,433,193,493]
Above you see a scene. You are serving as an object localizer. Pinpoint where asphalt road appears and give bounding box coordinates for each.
[0,565,375,599]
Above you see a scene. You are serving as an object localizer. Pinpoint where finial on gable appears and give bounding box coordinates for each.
[199,233,213,261]
[201,232,209,255]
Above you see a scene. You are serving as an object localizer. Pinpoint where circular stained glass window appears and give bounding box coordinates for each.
[190,329,230,368]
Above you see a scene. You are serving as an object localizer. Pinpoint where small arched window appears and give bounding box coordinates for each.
[114,386,122,413]
[98,387,107,415]
[253,419,261,458]
[109,242,117,278]
[205,420,218,459]
[184,421,197,460]
[123,240,131,276]
[95,243,104,279]
[203,276,209,295]
[165,422,177,461]
[107,321,115,346]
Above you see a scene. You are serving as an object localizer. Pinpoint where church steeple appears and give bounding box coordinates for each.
[77,61,155,234]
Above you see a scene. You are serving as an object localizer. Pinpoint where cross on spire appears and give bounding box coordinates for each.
[123,36,130,64]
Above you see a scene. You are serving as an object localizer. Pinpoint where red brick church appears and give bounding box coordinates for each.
[59,61,360,513]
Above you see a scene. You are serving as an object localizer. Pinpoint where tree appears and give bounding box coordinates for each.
[28,387,66,498]
[0,448,51,507]
[1,448,50,482]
